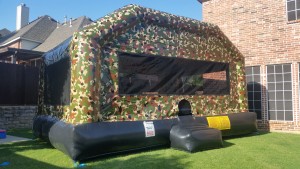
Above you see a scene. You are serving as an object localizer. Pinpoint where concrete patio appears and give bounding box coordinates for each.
[0,135,31,144]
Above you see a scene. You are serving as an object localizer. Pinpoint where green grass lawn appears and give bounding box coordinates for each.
[1,131,300,169]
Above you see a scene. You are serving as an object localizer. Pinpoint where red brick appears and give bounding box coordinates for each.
[202,0,300,132]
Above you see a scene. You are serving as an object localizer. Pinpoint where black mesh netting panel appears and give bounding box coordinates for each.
[118,53,230,95]
[44,57,70,105]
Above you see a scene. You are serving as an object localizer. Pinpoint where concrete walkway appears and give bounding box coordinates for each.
[0,135,31,144]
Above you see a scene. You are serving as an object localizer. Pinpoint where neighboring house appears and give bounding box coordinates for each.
[200,0,300,132]
[34,16,93,52]
[0,15,57,66]
[0,15,57,49]
[0,4,94,129]
[0,28,11,38]
[0,4,93,67]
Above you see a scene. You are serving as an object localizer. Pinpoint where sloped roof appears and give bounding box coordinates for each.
[47,4,243,66]
[34,16,93,52]
[0,28,11,37]
[80,4,228,48]
[0,15,57,47]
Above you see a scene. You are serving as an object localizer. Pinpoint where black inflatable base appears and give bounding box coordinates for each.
[33,112,257,161]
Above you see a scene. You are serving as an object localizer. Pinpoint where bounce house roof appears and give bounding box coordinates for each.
[85,4,216,34]
[44,4,243,68]
[74,4,240,55]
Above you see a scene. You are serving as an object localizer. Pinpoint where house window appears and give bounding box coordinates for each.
[287,0,300,21]
[267,64,293,121]
[246,66,262,119]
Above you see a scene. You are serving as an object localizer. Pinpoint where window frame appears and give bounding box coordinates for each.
[287,0,300,22]
[246,66,262,119]
[266,64,293,121]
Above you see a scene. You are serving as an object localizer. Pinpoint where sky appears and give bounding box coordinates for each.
[0,0,202,32]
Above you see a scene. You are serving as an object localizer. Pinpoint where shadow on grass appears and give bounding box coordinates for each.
[0,140,52,152]
[222,140,235,148]
[81,145,170,162]
[83,141,234,168]
[0,140,69,169]
[87,150,193,169]
[223,131,270,140]
[7,128,34,139]
[85,141,236,169]
[1,129,264,169]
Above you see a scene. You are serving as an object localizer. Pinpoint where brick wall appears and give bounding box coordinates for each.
[202,0,300,66]
[202,0,300,132]
[203,71,226,80]
[7,41,20,49]
[0,106,36,129]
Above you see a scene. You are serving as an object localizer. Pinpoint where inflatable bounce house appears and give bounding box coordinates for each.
[33,4,257,161]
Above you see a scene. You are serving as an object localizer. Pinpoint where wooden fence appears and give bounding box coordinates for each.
[0,63,39,105]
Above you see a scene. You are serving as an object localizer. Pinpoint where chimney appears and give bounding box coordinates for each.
[64,15,67,25]
[69,18,72,27]
[16,3,29,30]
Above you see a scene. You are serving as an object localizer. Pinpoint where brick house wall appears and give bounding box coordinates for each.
[0,41,20,63]
[203,71,226,80]
[202,0,300,132]
[7,41,20,49]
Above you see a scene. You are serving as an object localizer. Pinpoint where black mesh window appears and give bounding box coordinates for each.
[118,53,230,96]
[44,57,71,105]
[287,0,300,21]
[267,64,293,121]
[246,66,262,119]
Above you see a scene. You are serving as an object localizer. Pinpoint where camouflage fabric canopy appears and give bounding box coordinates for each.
[38,4,247,124]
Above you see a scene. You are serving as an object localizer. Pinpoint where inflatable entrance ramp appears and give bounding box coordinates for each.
[170,115,223,152]
[170,99,223,152]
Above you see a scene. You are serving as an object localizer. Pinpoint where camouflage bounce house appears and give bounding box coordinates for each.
[33,5,257,161]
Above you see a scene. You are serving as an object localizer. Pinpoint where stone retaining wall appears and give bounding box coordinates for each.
[0,106,36,129]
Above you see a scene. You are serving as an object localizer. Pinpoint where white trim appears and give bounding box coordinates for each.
[268,120,295,123]
[266,65,270,120]
[0,37,42,48]
[0,37,21,47]
[294,62,300,127]
[291,63,295,122]
[261,65,269,122]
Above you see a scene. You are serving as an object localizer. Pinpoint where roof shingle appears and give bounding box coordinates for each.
[0,15,57,47]
[34,16,93,52]
[0,28,11,37]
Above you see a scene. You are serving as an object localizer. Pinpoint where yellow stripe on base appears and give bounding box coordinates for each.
[206,116,231,130]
